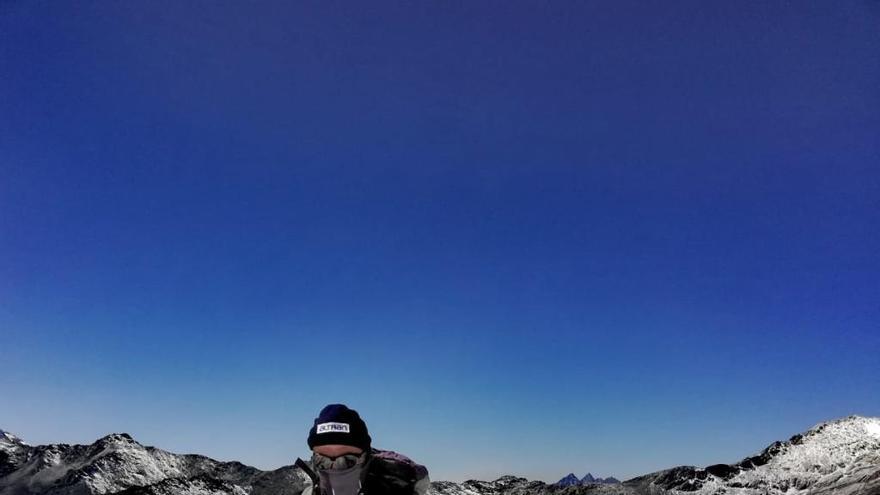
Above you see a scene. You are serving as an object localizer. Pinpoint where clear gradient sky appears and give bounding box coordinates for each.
[1,0,879,484]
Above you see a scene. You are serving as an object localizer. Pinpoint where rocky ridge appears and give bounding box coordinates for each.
[2,416,879,495]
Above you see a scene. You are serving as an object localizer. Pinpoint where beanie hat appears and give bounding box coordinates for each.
[307,404,371,451]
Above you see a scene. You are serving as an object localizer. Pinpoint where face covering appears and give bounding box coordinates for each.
[312,452,368,495]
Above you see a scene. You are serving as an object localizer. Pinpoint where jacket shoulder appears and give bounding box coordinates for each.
[370,448,429,480]
[366,449,430,495]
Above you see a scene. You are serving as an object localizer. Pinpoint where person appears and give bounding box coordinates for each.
[294,404,430,495]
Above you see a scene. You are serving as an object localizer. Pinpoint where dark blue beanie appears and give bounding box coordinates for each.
[307,404,371,451]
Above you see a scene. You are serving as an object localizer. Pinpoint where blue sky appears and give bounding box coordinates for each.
[1,0,879,483]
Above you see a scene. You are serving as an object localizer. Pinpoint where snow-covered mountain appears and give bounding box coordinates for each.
[624,415,880,495]
[2,416,879,495]
[0,432,304,495]
[431,416,880,495]
[0,432,26,447]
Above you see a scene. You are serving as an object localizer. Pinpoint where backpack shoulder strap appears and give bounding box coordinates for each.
[295,457,322,495]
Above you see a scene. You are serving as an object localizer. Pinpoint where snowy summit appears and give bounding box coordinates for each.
[0,430,24,446]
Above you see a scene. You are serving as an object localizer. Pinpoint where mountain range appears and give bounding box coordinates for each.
[554,473,620,486]
[2,415,879,495]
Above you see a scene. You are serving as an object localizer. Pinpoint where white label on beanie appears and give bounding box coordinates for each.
[316,422,350,434]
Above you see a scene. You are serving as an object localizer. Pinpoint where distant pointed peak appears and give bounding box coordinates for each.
[555,473,581,486]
